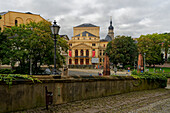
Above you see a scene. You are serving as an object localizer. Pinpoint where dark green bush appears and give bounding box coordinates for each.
[124,65,133,70]
[131,72,167,88]
[0,69,16,74]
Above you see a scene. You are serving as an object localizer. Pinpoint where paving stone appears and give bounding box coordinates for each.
[14,86,170,113]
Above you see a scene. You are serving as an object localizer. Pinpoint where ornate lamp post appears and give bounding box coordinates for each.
[50,20,60,75]
[144,53,146,72]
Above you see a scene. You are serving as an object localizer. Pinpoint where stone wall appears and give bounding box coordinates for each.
[0,76,166,113]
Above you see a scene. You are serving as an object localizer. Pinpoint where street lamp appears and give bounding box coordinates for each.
[30,27,33,75]
[144,53,146,72]
[50,20,60,75]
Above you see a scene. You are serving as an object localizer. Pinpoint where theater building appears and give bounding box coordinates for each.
[0,11,46,31]
[68,19,114,68]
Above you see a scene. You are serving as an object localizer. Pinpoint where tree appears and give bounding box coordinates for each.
[137,33,163,66]
[3,21,68,74]
[0,32,11,65]
[161,33,170,62]
[0,15,1,31]
[105,35,138,68]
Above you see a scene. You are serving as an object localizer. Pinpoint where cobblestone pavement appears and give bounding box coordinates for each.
[15,86,170,113]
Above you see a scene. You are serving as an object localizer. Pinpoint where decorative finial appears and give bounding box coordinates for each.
[54,20,57,24]
[110,16,112,25]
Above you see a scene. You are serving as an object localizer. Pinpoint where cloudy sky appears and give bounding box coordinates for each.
[1,0,170,39]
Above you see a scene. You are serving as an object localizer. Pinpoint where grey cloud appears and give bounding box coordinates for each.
[0,0,170,38]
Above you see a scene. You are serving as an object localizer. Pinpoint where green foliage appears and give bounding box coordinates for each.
[105,35,138,67]
[137,33,169,66]
[2,21,69,74]
[0,69,16,74]
[0,32,11,64]
[124,65,133,70]
[131,72,167,88]
[131,70,138,75]
[0,74,41,87]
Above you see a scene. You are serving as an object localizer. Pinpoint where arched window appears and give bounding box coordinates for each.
[86,50,89,56]
[15,20,18,26]
[81,50,83,56]
[75,50,78,57]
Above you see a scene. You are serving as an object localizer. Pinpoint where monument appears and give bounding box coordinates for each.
[137,53,144,73]
[103,53,110,76]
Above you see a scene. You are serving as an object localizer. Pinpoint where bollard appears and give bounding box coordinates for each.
[45,86,53,110]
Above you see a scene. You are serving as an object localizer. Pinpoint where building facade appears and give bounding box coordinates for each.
[68,19,114,68]
[0,11,46,31]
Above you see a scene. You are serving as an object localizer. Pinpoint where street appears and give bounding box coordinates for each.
[68,69,130,76]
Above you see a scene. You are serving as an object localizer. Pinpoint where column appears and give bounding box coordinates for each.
[78,49,80,56]
[72,49,74,57]
[72,58,75,65]
[84,49,86,56]
[89,49,92,57]
[78,58,80,65]
[84,58,86,65]
[89,58,92,65]
[95,49,98,57]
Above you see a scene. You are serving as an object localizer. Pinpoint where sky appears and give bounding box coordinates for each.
[0,0,170,39]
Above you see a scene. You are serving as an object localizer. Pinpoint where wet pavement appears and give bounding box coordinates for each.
[15,85,170,113]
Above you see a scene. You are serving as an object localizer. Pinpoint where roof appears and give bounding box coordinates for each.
[0,11,39,16]
[0,12,7,15]
[60,35,69,40]
[75,23,98,27]
[74,31,97,37]
[105,35,112,42]
[100,39,108,42]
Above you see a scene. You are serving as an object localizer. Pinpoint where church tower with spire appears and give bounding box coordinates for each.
[108,16,114,39]
[104,17,114,41]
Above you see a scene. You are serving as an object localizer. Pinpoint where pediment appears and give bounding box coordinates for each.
[72,43,92,49]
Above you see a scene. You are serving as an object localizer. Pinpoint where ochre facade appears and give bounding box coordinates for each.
[68,24,109,67]
[0,11,46,31]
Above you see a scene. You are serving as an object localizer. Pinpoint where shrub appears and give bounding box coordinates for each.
[0,74,41,87]
[0,69,16,74]
[131,72,167,88]
[124,65,133,70]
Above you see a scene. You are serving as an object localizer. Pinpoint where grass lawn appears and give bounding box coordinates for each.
[146,67,170,73]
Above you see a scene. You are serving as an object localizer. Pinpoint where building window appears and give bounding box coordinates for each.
[81,50,83,56]
[80,59,84,65]
[100,52,102,56]
[103,58,104,62]
[69,44,72,46]
[92,43,96,46]
[15,20,18,26]
[86,50,89,56]
[86,59,89,65]
[104,44,105,47]
[69,59,72,64]
[100,58,102,62]
[103,52,105,56]
[75,49,78,57]
[78,38,79,40]
[75,59,78,64]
